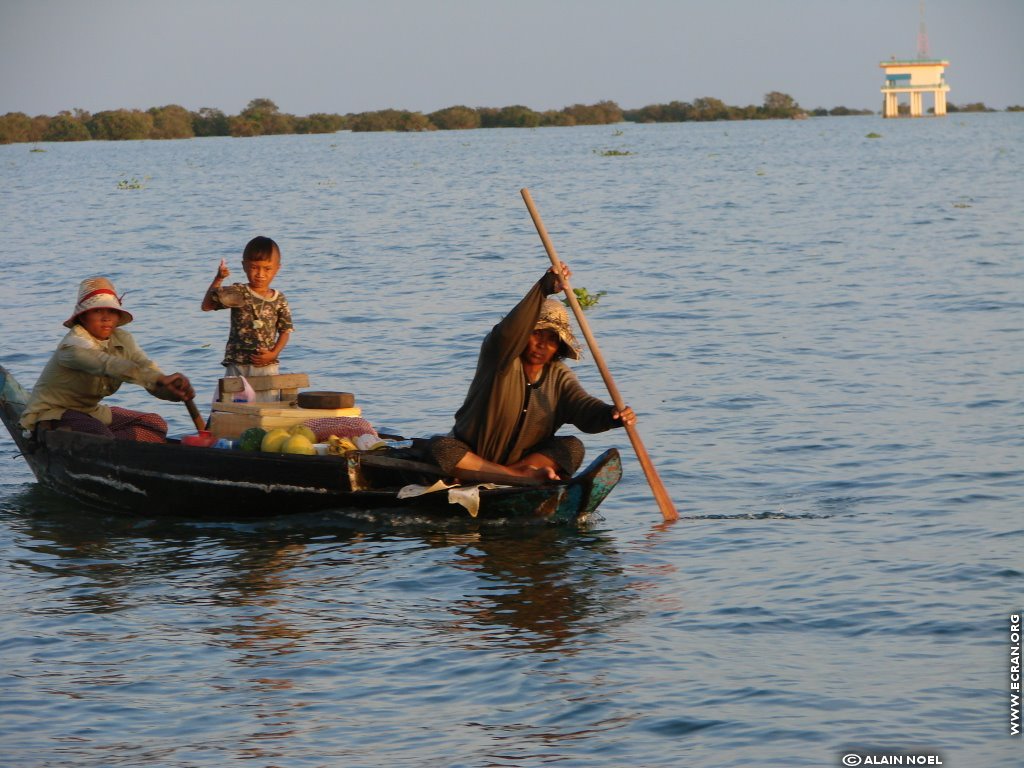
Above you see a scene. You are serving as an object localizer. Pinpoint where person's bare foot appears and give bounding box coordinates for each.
[509,463,560,481]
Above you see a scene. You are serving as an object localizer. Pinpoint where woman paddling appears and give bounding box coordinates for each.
[20,277,195,442]
[430,264,635,481]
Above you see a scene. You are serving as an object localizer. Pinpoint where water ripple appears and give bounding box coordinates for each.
[1,116,1022,768]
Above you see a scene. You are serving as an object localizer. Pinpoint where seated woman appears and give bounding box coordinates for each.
[430,264,635,481]
[20,277,195,442]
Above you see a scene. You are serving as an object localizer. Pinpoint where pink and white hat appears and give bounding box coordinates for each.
[63,276,133,328]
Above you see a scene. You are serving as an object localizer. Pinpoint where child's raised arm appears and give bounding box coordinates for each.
[201,259,231,311]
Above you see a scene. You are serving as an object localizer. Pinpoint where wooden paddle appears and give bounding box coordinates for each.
[155,372,207,433]
[184,398,207,433]
[520,188,679,522]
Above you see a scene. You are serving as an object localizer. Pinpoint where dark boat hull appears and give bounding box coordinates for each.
[1,365,621,524]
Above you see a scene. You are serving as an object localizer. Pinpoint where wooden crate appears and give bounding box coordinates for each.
[219,373,310,404]
[208,401,363,439]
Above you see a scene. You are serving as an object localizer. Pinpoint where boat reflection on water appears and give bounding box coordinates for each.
[431,527,630,653]
[2,487,324,641]
[2,489,640,762]
[5,488,632,655]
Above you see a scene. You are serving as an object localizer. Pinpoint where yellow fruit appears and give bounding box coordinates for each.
[289,424,317,443]
[327,435,358,454]
[282,434,316,455]
[261,428,291,452]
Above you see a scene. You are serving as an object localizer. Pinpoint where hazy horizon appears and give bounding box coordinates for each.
[2,0,1021,117]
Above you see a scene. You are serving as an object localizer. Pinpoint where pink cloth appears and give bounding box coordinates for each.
[303,416,378,444]
[58,407,168,443]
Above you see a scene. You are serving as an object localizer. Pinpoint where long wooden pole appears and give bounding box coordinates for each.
[520,188,679,522]
[184,398,207,433]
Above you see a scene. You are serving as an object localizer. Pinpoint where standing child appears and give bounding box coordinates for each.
[202,236,294,401]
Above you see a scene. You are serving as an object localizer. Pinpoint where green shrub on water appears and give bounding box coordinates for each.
[564,287,607,310]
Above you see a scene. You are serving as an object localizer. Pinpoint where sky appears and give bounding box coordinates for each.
[1,0,1021,117]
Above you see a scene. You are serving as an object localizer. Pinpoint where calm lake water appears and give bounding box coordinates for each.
[1,115,1021,767]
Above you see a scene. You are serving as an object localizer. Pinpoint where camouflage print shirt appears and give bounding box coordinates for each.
[210,283,294,366]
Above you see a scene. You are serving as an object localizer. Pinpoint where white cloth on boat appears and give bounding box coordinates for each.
[353,433,387,451]
[397,480,502,518]
[397,480,453,498]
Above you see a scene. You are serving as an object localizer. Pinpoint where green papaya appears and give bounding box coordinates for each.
[239,427,267,452]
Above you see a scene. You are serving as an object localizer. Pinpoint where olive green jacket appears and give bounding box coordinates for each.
[20,325,164,431]
[450,274,619,465]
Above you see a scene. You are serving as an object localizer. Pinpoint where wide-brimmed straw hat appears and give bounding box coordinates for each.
[63,277,133,328]
[535,298,581,360]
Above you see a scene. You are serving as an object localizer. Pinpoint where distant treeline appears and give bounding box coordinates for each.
[1,95,1018,144]
[873,101,1010,117]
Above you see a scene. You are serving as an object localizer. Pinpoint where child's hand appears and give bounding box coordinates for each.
[215,258,230,281]
[250,347,277,367]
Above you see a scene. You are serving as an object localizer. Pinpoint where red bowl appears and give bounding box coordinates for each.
[181,431,216,447]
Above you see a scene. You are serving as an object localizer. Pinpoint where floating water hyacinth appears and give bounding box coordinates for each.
[564,287,606,310]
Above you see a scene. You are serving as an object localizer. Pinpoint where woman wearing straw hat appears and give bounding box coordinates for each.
[19,277,196,442]
[430,264,635,482]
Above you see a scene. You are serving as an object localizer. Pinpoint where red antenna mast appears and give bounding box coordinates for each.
[916,0,931,59]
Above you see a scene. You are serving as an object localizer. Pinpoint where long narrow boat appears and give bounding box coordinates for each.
[0,365,621,524]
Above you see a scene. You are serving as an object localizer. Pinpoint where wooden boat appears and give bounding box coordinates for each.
[0,365,621,524]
